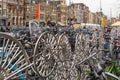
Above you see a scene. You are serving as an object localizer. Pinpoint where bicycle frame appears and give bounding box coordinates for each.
[104,72,120,80]
[105,61,120,75]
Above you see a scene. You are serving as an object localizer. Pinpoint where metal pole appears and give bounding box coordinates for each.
[100,0,102,12]
[100,0,102,27]
[110,8,112,24]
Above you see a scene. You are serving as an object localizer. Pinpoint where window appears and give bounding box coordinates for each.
[10,9,12,13]
[40,14,44,20]
[8,8,11,13]
[27,6,30,11]
[40,0,46,3]
[63,16,66,21]
[21,10,23,14]
[14,10,18,13]
[33,16,35,19]
[40,6,44,11]
[78,5,80,10]
[3,5,6,9]
[12,17,15,25]
[58,13,61,17]
[31,6,35,11]
[25,0,31,3]
[51,15,56,21]
[32,1,35,4]
[57,1,61,4]
[3,10,6,15]
[26,16,29,19]
[12,9,14,14]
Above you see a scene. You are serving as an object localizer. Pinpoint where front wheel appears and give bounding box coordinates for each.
[33,31,57,78]
[0,32,30,80]
[103,72,120,80]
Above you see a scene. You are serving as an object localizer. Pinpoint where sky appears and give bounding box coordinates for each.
[66,0,120,18]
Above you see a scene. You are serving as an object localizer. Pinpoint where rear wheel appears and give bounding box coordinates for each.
[0,32,30,80]
[58,33,71,61]
[33,31,57,78]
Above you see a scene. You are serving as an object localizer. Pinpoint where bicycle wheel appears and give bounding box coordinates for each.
[33,31,57,78]
[75,33,83,53]
[76,46,103,80]
[75,33,91,62]
[46,60,80,80]
[0,32,31,80]
[75,33,88,53]
[58,33,71,62]
[48,61,70,80]
[104,72,120,80]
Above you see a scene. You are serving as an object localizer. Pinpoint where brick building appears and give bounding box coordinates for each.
[68,3,90,23]
[0,0,7,26]
[7,0,25,26]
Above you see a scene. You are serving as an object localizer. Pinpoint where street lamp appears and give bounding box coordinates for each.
[100,0,102,27]
[110,8,112,24]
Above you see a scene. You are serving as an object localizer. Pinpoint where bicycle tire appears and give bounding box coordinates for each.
[33,31,57,78]
[0,32,31,80]
[104,72,120,80]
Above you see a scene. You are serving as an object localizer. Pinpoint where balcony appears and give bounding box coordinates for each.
[7,0,23,6]
[7,0,17,5]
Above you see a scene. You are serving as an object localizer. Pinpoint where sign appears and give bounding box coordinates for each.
[101,17,106,28]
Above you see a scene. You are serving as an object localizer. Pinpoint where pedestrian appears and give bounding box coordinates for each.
[82,26,87,34]
[68,18,77,54]
[0,27,5,32]
[47,17,52,27]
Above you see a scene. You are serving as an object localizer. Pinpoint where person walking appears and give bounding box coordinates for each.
[67,18,77,62]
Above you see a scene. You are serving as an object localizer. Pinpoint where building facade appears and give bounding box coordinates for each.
[41,0,67,25]
[55,0,67,24]
[7,0,25,27]
[83,6,90,23]
[68,3,90,23]
[25,0,67,26]
[25,0,57,26]
[89,12,95,23]
[0,0,67,27]
[0,0,109,27]
[0,0,7,26]
[89,12,107,24]
[25,0,38,26]
[68,3,82,23]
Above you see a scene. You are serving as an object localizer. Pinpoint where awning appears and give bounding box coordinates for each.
[111,21,120,27]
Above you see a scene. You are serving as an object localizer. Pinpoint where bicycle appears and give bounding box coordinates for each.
[85,58,120,80]
[76,43,120,80]
[0,32,30,80]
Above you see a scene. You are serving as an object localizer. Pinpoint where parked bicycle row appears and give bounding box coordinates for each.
[0,21,120,80]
